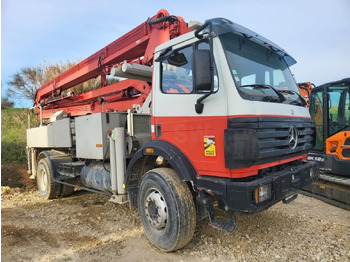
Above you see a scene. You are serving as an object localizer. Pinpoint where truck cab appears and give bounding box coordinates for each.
[142,18,317,213]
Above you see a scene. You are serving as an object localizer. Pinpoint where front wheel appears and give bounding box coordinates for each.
[138,168,196,252]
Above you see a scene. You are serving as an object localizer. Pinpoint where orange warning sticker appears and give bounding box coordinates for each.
[204,136,216,156]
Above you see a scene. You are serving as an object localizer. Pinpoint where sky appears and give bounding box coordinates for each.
[1,0,350,107]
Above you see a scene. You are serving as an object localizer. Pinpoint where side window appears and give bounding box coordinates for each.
[198,42,219,92]
[161,46,193,94]
[328,86,349,136]
[310,90,324,150]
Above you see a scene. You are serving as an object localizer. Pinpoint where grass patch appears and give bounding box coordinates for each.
[1,108,37,164]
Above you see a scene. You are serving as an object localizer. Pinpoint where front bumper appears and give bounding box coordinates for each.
[196,161,318,214]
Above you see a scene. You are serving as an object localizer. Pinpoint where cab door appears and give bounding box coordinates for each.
[152,41,229,177]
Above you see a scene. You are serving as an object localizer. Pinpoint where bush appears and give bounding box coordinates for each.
[1,109,29,164]
[1,98,14,109]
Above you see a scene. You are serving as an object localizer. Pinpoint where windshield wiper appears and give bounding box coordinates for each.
[239,84,286,102]
[279,90,307,106]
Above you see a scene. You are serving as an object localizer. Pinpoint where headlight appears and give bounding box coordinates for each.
[254,183,272,203]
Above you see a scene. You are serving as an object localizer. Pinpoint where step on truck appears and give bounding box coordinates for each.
[26,10,318,251]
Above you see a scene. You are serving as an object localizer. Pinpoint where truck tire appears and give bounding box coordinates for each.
[60,178,76,197]
[138,168,196,252]
[61,184,75,197]
[37,158,62,199]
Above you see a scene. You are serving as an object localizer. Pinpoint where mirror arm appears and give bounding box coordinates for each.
[195,91,213,114]
[155,48,174,62]
[195,21,214,114]
[195,22,210,39]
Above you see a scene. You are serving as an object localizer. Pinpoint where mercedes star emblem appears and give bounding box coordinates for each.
[288,126,298,149]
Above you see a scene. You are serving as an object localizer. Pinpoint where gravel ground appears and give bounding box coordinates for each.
[1,166,350,261]
[2,186,350,262]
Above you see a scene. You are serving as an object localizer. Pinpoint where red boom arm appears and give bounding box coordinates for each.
[35,9,191,118]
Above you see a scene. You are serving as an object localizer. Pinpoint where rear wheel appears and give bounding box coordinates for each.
[37,158,62,199]
[61,178,76,197]
[138,168,196,252]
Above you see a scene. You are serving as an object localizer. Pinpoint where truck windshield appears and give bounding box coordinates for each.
[220,33,301,104]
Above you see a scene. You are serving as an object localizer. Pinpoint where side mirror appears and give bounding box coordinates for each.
[193,49,213,92]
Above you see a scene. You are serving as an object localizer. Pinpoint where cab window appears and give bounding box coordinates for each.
[161,42,218,94]
[161,46,193,94]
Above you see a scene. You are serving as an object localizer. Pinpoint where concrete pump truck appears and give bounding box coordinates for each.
[26,10,317,251]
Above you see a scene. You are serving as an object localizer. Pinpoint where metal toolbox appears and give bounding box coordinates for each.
[75,112,126,159]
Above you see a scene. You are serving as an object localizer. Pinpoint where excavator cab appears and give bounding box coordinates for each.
[308,78,350,176]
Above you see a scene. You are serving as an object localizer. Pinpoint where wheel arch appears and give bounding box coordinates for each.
[125,140,198,209]
[37,150,72,180]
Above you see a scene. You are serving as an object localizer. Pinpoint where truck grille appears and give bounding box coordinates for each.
[225,116,314,168]
[257,119,314,160]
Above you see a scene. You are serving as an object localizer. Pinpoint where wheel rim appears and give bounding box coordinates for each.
[144,189,168,230]
[38,165,48,191]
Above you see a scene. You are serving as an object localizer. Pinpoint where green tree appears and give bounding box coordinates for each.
[1,98,14,109]
[7,66,42,101]
[6,61,98,102]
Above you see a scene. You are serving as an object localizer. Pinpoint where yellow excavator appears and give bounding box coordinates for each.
[298,82,315,108]
[298,78,350,209]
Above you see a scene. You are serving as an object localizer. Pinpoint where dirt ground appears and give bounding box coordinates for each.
[2,165,350,261]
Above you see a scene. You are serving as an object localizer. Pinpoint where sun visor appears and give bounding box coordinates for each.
[205,18,297,67]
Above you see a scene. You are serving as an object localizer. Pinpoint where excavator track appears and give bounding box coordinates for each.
[301,173,350,210]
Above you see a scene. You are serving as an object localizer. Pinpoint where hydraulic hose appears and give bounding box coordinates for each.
[148,15,178,25]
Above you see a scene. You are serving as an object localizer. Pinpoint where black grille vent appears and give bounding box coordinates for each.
[226,117,314,168]
[343,149,350,157]
[343,138,350,157]
[345,137,350,145]
[257,121,314,159]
